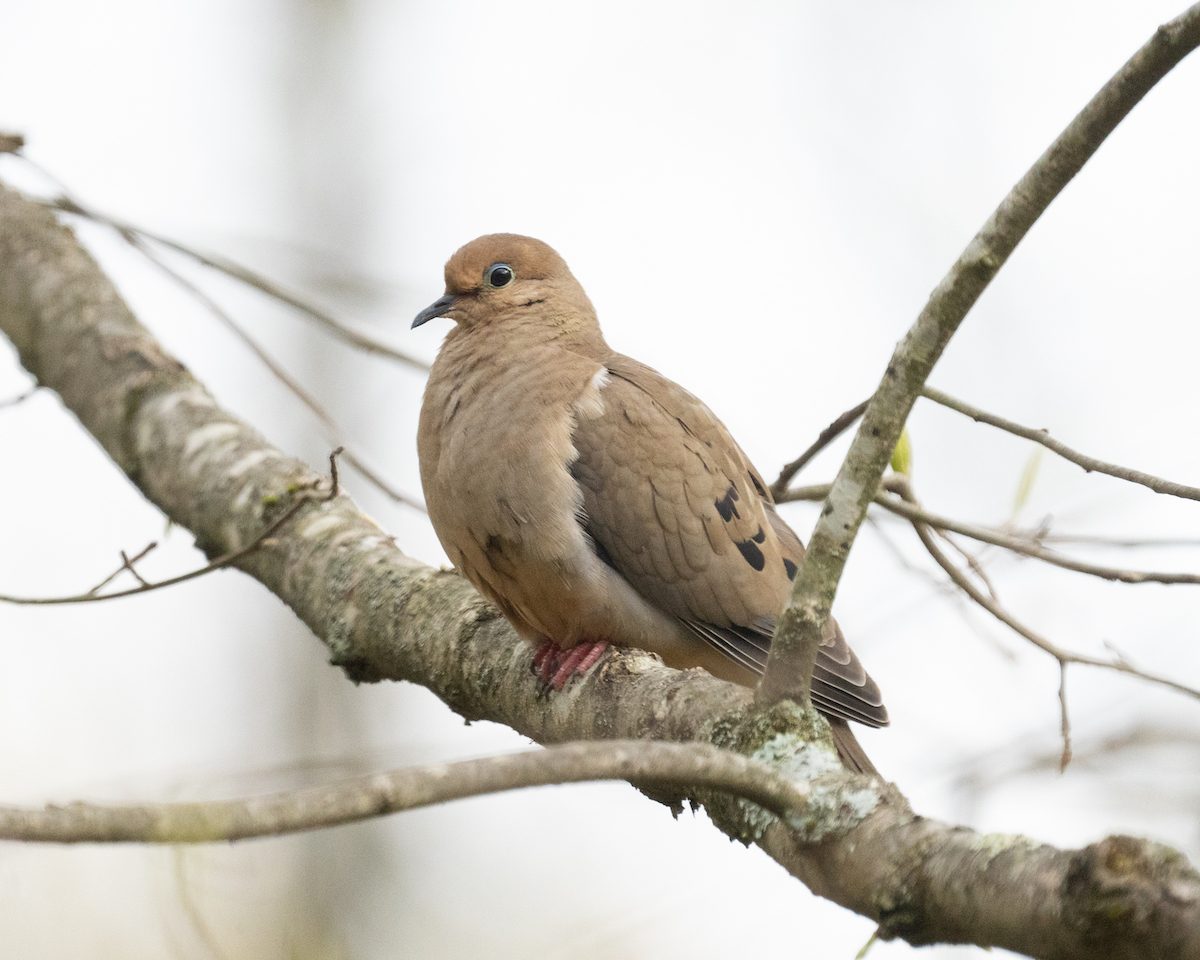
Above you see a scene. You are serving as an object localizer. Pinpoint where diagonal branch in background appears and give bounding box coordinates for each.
[886,475,1199,735]
[22,175,429,373]
[769,398,868,498]
[758,3,1200,708]
[4,152,428,507]
[779,482,1200,585]
[0,741,811,844]
[0,449,340,606]
[127,234,426,512]
[924,386,1200,501]
[3,179,1200,958]
[782,479,1200,705]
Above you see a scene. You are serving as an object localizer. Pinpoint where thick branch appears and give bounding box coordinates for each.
[0,741,809,844]
[758,4,1200,707]
[3,183,1200,956]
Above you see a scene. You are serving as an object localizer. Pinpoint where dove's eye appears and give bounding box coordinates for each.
[486,263,514,288]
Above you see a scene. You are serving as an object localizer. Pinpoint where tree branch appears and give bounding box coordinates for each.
[887,475,1200,705]
[769,398,868,498]
[923,386,1200,501]
[0,741,810,844]
[32,180,429,373]
[758,3,1200,707]
[127,233,426,511]
[0,462,333,605]
[4,182,1200,960]
[779,482,1200,586]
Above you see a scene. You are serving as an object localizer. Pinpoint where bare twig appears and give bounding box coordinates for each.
[32,188,428,373]
[118,550,151,588]
[956,723,1200,790]
[0,449,343,606]
[779,483,1200,586]
[0,740,809,844]
[758,6,1200,709]
[890,476,1200,706]
[936,530,1003,603]
[85,542,158,596]
[881,496,1200,585]
[0,133,23,156]
[1041,533,1200,549]
[129,236,425,512]
[923,386,1200,502]
[1058,664,1073,772]
[770,399,868,498]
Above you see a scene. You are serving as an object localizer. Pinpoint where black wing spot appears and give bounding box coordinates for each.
[736,538,766,571]
[751,525,765,544]
[748,472,768,498]
[485,534,504,556]
[783,558,798,580]
[714,485,741,522]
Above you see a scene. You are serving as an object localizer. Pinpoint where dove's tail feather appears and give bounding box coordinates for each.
[829,720,879,777]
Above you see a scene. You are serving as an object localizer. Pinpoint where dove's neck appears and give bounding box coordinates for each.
[498,294,610,360]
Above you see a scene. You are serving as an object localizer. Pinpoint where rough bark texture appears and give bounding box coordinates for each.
[2,186,1198,958]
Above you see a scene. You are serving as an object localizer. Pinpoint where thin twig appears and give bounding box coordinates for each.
[0,449,343,606]
[769,399,868,499]
[890,475,1200,705]
[85,542,158,596]
[923,386,1200,502]
[30,185,428,373]
[1041,532,1200,549]
[128,235,425,512]
[881,495,1200,585]
[118,550,151,588]
[0,740,808,844]
[1058,663,1073,772]
[778,483,1200,585]
[757,6,1200,708]
[866,516,1019,660]
[936,530,1003,603]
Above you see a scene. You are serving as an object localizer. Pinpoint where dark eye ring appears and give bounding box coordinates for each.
[486,263,514,287]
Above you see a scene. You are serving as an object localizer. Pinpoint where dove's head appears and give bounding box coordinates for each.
[412,234,596,333]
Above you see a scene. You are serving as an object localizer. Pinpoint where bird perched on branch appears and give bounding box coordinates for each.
[413,235,887,772]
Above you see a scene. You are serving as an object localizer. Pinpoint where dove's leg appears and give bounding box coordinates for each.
[531,639,610,691]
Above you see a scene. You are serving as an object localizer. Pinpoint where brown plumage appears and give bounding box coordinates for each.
[414,234,887,773]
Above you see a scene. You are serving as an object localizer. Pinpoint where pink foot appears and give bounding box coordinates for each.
[530,640,610,691]
[531,639,558,680]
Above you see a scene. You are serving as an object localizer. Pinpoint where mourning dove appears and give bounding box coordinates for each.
[413,235,887,773]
